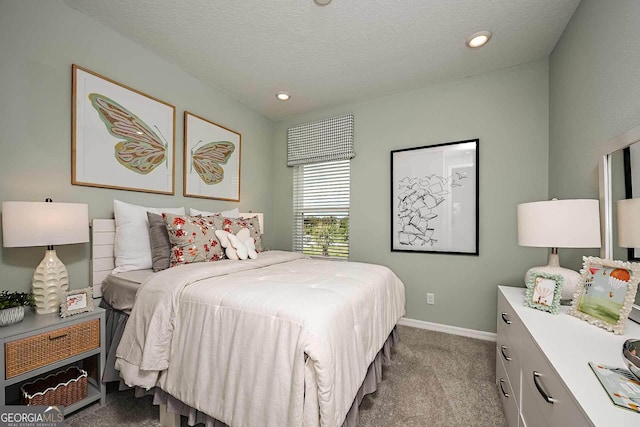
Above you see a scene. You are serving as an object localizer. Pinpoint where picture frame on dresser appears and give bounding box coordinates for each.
[524,271,563,314]
[569,256,640,334]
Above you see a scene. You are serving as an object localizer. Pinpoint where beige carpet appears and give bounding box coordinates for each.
[66,325,506,427]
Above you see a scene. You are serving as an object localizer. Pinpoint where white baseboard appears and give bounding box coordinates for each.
[398,317,496,342]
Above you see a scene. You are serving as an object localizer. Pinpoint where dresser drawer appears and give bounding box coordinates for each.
[497,289,523,347]
[521,376,549,427]
[5,318,100,378]
[520,332,591,426]
[496,350,519,427]
[497,333,521,405]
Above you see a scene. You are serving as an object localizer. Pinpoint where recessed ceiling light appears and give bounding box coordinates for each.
[466,31,492,48]
[276,92,290,101]
[314,0,332,5]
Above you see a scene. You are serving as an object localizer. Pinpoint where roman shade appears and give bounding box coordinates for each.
[287,114,355,166]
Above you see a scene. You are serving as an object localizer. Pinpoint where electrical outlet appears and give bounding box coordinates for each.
[427,293,435,305]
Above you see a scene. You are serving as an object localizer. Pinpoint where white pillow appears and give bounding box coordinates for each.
[215,228,257,260]
[190,207,239,218]
[113,200,185,273]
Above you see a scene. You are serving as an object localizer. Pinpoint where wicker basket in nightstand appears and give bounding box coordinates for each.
[5,318,100,379]
[21,366,88,406]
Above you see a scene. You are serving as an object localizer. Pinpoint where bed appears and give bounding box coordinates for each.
[93,215,405,427]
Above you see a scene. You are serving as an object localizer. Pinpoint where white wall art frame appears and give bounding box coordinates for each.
[72,65,176,194]
[391,139,479,255]
[183,111,241,202]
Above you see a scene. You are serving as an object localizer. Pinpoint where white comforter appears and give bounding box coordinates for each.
[115,251,405,427]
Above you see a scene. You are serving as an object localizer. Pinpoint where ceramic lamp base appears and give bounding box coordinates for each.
[524,252,580,305]
[32,249,69,315]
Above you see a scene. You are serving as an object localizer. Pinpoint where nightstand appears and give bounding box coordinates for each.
[0,306,106,415]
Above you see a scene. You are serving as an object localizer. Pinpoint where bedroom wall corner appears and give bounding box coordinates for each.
[0,0,275,292]
[271,60,550,333]
[549,0,640,271]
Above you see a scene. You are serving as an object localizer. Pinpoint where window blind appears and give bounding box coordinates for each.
[287,114,354,166]
[293,160,350,259]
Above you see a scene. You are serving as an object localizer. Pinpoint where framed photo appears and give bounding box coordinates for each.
[60,287,94,318]
[524,272,563,314]
[569,256,640,334]
[183,111,241,201]
[390,139,479,254]
[72,64,176,194]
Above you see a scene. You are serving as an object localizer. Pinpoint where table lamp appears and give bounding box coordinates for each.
[2,200,89,314]
[617,198,640,250]
[517,199,601,304]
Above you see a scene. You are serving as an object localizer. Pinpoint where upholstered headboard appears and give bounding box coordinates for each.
[90,213,263,298]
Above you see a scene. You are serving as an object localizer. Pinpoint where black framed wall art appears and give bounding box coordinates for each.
[391,139,479,255]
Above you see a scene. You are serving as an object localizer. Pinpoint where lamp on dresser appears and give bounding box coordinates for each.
[617,198,640,250]
[517,199,601,304]
[2,199,89,314]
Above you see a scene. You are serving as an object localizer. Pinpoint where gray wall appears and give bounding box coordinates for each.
[549,0,640,270]
[272,61,550,333]
[0,1,274,292]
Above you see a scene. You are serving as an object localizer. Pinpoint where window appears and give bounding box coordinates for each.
[293,160,350,259]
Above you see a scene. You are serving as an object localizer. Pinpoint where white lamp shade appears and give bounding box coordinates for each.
[617,198,640,248]
[517,199,601,248]
[2,201,89,247]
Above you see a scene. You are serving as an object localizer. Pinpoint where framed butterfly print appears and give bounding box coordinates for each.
[72,65,176,194]
[183,111,241,201]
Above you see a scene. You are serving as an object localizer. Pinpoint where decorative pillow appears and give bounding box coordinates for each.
[213,216,263,252]
[163,214,224,266]
[190,207,239,218]
[113,200,185,273]
[147,212,171,272]
[215,229,257,260]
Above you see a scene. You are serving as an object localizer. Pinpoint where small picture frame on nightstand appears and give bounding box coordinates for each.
[60,287,94,318]
[524,271,563,314]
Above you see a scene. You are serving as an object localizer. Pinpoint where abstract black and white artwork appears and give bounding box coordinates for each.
[391,139,479,255]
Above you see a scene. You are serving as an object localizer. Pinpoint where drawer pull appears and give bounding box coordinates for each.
[500,345,512,361]
[499,378,510,398]
[533,371,555,404]
[48,332,68,340]
[501,312,512,325]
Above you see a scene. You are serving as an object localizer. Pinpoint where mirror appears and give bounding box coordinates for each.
[600,124,640,323]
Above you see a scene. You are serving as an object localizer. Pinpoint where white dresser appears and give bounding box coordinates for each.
[496,285,640,426]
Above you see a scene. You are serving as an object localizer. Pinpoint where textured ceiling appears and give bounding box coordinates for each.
[63,0,580,121]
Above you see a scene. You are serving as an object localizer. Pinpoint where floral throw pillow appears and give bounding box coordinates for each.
[212,215,263,252]
[162,213,224,267]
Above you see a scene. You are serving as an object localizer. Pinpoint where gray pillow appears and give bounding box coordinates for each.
[147,212,171,272]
